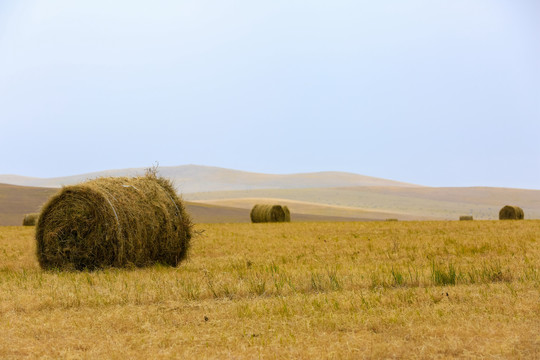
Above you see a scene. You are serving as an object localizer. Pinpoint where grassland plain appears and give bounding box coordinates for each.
[0,221,539,359]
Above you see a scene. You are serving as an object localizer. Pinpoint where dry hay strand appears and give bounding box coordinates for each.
[35,174,193,270]
[250,204,291,223]
[23,213,39,226]
[499,205,524,220]
[459,216,473,221]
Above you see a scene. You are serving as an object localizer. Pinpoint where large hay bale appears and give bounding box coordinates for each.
[499,205,524,220]
[23,213,40,226]
[459,215,473,221]
[36,175,192,270]
[250,204,291,223]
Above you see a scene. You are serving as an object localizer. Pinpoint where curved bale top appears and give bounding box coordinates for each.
[23,213,40,226]
[250,204,291,223]
[499,205,524,220]
[36,175,192,270]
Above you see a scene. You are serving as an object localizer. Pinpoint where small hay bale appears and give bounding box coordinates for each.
[35,174,193,270]
[385,218,398,222]
[459,216,473,221]
[23,213,39,226]
[499,205,524,220]
[250,204,291,223]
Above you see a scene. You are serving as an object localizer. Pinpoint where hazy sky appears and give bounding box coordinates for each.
[1,1,539,188]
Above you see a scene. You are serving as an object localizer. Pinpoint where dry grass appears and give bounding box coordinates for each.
[0,220,539,359]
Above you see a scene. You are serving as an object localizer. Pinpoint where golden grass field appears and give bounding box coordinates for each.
[0,220,539,359]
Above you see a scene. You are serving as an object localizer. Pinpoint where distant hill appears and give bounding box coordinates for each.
[0,165,419,193]
[187,201,368,224]
[193,198,431,221]
[185,186,540,220]
[0,183,363,226]
[1,165,538,224]
[0,184,57,226]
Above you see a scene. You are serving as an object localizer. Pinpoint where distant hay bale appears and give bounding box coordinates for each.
[23,213,39,226]
[459,216,473,221]
[499,205,524,220]
[283,206,291,222]
[385,218,398,222]
[250,204,291,223]
[35,174,193,270]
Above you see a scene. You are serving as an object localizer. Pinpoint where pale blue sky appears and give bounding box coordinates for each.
[0,1,539,188]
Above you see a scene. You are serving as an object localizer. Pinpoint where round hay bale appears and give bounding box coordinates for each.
[459,216,473,221]
[35,175,193,270]
[283,206,291,222]
[250,204,291,223]
[23,213,39,226]
[499,205,524,220]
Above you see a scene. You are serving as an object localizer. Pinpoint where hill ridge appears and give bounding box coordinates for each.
[0,164,420,193]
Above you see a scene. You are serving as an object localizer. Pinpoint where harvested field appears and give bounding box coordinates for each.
[0,220,538,358]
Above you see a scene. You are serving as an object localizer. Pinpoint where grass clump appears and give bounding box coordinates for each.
[431,262,458,286]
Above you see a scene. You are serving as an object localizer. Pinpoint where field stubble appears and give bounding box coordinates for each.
[0,221,538,359]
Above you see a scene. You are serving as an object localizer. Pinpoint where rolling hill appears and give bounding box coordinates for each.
[0,183,364,226]
[1,165,538,224]
[185,201,367,223]
[0,184,57,226]
[0,165,419,193]
[185,186,540,220]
